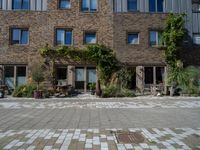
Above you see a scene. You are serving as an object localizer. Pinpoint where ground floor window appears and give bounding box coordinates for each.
[56,66,67,86]
[4,65,27,89]
[75,67,96,91]
[144,66,165,86]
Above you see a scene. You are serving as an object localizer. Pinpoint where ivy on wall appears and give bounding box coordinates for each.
[40,44,118,85]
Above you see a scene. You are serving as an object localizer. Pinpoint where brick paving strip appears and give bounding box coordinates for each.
[0,128,199,150]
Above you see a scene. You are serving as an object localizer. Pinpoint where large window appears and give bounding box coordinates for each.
[75,67,96,90]
[193,34,200,45]
[127,0,137,12]
[11,28,29,45]
[127,33,139,44]
[4,66,27,89]
[84,32,96,44]
[12,0,30,10]
[59,0,71,9]
[149,31,162,46]
[149,0,164,12]
[144,67,165,85]
[56,29,72,45]
[82,0,97,12]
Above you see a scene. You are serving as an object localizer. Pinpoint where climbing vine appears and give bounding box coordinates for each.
[162,13,186,69]
[162,13,186,84]
[40,44,118,85]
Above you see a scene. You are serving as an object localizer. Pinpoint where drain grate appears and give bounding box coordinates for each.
[116,132,145,144]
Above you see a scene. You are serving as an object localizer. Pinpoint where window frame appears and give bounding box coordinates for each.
[11,28,29,45]
[55,28,73,46]
[81,0,98,12]
[58,0,71,9]
[127,0,138,12]
[127,32,139,45]
[149,0,164,13]
[149,30,163,47]
[193,33,200,45]
[12,0,30,10]
[84,31,97,45]
[0,0,2,9]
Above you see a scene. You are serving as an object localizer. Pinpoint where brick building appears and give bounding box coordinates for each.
[0,0,200,93]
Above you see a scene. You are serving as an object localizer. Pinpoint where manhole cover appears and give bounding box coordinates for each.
[116,132,145,144]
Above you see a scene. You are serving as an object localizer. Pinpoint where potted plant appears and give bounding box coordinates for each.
[89,83,96,95]
[31,64,45,99]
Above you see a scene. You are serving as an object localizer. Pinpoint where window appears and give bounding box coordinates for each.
[144,67,165,85]
[75,67,85,89]
[145,67,154,84]
[149,0,164,12]
[193,3,200,12]
[12,0,30,10]
[4,66,27,89]
[75,67,96,90]
[127,33,139,44]
[0,0,2,9]
[149,31,162,46]
[59,0,70,9]
[82,0,97,12]
[193,34,200,45]
[56,29,72,45]
[11,28,29,45]
[84,32,96,44]
[56,67,67,86]
[127,0,137,12]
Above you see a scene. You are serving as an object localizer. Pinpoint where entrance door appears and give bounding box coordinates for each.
[75,67,85,90]
[56,67,67,86]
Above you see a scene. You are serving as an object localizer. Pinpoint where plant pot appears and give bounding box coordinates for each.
[34,90,43,99]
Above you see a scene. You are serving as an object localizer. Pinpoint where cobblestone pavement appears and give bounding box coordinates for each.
[0,97,200,149]
[1,128,200,150]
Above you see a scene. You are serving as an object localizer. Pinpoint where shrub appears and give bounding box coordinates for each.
[12,84,37,98]
[102,85,136,98]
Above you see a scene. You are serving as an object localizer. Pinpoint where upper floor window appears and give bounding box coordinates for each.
[12,0,30,10]
[82,0,97,12]
[127,33,139,44]
[192,3,200,12]
[11,28,29,45]
[149,0,164,12]
[84,32,96,44]
[59,0,71,9]
[0,0,2,9]
[56,29,72,46]
[193,34,200,45]
[149,31,162,46]
[127,0,137,12]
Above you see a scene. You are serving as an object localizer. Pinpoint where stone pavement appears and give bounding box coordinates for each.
[1,128,200,150]
[0,97,200,150]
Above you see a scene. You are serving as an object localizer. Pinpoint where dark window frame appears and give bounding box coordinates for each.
[55,28,73,46]
[84,31,97,45]
[58,0,71,9]
[81,0,98,12]
[127,32,139,45]
[12,0,30,10]
[11,28,29,45]
[0,0,2,9]
[149,0,164,12]
[127,0,138,12]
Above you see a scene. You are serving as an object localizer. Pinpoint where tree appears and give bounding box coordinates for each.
[31,64,45,91]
